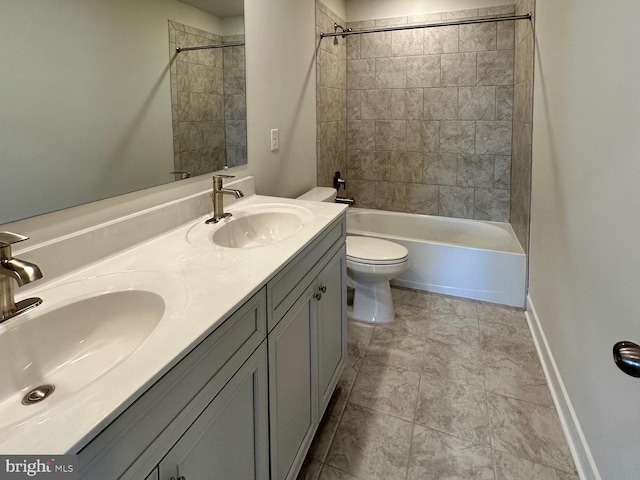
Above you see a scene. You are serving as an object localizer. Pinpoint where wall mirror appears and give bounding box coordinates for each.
[0,0,246,225]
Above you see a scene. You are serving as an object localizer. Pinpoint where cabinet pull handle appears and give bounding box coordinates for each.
[314,293,322,301]
[319,284,327,293]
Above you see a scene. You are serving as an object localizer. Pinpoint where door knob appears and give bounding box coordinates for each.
[613,341,640,377]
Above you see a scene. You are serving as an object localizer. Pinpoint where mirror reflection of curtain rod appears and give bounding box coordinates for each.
[320,13,531,38]
[176,41,245,53]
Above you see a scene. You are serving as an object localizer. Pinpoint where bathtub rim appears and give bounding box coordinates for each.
[346,207,525,255]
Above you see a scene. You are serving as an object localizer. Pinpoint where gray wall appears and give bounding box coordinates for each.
[530,0,640,477]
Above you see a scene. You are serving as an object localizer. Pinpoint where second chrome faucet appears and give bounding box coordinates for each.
[206,174,244,224]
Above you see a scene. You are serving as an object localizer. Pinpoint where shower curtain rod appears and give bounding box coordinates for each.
[176,41,244,53]
[320,13,531,38]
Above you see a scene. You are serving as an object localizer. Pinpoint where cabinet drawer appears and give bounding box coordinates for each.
[268,215,345,330]
[78,287,267,480]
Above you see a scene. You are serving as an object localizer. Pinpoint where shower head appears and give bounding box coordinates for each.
[333,22,352,42]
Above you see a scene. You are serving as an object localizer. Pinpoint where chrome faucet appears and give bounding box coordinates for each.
[0,232,43,323]
[206,174,244,224]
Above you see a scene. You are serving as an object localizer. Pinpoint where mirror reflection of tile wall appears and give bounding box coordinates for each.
[168,21,247,176]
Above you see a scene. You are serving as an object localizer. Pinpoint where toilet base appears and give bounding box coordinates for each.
[349,278,395,324]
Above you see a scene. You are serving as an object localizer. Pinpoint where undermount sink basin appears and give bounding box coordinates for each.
[188,203,314,249]
[0,271,187,430]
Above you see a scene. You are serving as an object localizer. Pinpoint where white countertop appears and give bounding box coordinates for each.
[0,193,346,454]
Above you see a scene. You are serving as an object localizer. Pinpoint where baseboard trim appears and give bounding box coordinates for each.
[526,295,601,480]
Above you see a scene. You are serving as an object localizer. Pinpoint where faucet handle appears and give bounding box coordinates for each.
[0,232,29,248]
[213,174,235,179]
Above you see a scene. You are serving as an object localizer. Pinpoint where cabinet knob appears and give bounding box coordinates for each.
[314,293,322,301]
[319,284,327,293]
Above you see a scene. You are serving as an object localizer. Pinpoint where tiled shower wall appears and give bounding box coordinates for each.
[511,0,536,253]
[316,4,529,223]
[316,3,348,189]
[169,21,247,176]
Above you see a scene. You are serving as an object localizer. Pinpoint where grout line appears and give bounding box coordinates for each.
[404,373,422,480]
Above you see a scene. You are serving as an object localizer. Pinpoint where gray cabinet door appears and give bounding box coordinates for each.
[316,246,347,417]
[268,282,318,480]
[159,342,269,480]
[144,468,158,480]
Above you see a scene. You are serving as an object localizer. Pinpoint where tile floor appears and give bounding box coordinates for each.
[297,287,579,480]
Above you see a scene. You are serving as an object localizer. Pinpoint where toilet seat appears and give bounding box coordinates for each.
[346,236,408,265]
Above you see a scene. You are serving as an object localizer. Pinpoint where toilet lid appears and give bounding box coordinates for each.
[346,236,408,265]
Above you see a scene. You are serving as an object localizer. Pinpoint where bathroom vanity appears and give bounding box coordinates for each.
[0,177,347,480]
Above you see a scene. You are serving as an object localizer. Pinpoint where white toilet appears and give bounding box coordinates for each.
[297,187,409,324]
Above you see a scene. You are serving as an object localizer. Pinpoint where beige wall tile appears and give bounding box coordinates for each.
[424,87,459,120]
[459,86,496,120]
[392,29,424,57]
[407,55,441,87]
[376,57,407,88]
[424,25,459,54]
[441,52,477,86]
[459,23,497,52]
[424,153,457,185]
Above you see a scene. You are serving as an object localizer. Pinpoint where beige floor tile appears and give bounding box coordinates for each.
[425,313,482,348]
[318,464,367,480]
[375,303,432,335]
[391,286,433,309]
[415,375,490,445]
[306,385,350,464]
[347,320,374,359]
[494,450,579,480]
[299,292,577,480]
[297,458,324,480]
[349,358,420,420]
[480,317,536,357]
[477,301,525,325]
[365,326,426,372]
[483,349,554,407]
[488,393,575,473]
[430,294,480,317]
[339,352,363,394]
[326,403,413,480]
[407,425,494,480]
[421,336,485,389]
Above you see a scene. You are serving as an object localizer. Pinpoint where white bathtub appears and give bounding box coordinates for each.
[347,208,526,307]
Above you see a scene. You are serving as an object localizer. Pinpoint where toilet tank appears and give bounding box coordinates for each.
[296,187,337,203]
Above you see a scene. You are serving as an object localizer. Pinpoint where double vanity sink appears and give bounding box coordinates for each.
[0,185,346,480]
